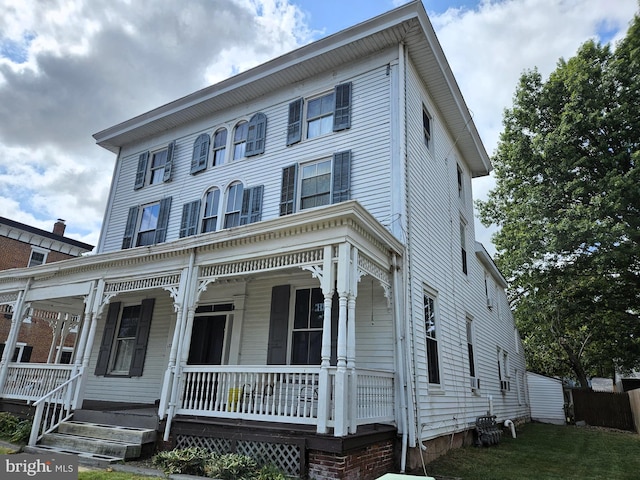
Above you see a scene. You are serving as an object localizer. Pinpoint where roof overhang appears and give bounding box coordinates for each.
[93,1,490,176]
[475,241,508,288]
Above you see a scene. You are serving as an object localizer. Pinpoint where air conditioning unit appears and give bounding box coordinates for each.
[500,380,510,392]
[486,297,494,309]
[470,377,480,390]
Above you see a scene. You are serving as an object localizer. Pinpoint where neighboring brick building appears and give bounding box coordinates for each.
[0,217,93,363]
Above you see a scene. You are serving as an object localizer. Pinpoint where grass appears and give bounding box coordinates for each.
[424,423,640,480]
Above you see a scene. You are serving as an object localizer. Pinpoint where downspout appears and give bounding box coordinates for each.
[393,254,409,473]
[164,248,196,441]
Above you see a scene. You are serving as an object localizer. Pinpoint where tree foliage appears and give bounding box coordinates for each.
[478,13,640,387]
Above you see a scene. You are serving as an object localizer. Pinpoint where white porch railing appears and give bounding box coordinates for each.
[356,369,395,425]
[174,366,395,428]
[28,372,82,446]
[177,366,322,425]
[1,364,74,402]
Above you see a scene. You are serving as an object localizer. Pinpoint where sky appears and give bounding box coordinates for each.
[0,0,637,256]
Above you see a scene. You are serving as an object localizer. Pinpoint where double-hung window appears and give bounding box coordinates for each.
[224,182,244,228]
[212,129,227,166]
[291,288,324,365]
[202,188,221,233]
[134,142,175,189]
[280,150,351,215]
[467,319,477,385]
[122,197,172,249]
[286,82,352,145]
[460,220,468,275]
[422,105,432,150]
[424,291,440,385]
[28,248,48,267]
[95,299,154,377]
[232,122,248,160]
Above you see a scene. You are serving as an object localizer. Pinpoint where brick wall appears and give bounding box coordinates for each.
[0,236,75,270]
[308,439,395,480]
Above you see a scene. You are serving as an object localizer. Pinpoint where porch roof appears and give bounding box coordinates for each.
[0,201,403,295]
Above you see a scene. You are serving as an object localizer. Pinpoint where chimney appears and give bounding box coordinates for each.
[53,219,66,236]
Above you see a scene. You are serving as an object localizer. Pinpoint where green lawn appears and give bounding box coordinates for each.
[425,423,640,480]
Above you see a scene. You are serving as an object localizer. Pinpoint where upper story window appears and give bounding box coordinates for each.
[460,220,468,275]
[122,197,172,249]
[224,182,244,228]
[245,113,267,156]
[28,247,48,267]
[457,164,464,200]
[422,105,432,150]
[134,142,175,190]
[202,188,221,233]
[191,133,210,174]
[280,150,351,216]
[467,319,476,379]
[212,129,227,166]
[232,122,248,160]
[424,291,440,385]
[286,82,352,146]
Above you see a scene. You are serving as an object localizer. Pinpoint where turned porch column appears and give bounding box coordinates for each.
[316,245,335,434]
[333,243,351,437]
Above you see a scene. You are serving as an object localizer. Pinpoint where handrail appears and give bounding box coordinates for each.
[28,372,82,446]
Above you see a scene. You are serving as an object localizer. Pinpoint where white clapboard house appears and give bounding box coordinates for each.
[0,2,528,477]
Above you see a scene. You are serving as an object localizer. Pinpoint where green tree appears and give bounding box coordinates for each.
[478,13,640,387]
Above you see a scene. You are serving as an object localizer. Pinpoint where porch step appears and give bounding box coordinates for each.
[58,420,156,444]
[40,432,142,459]
[35,420,157,463]
[23,444,124,465]
[73,407,159,429]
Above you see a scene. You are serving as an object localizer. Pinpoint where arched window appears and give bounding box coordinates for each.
[202,187,221,233]
[224,182,244,228]
[232,121,248,160]
[212,128,227,166]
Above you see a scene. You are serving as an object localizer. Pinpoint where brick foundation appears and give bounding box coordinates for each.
[308,439,395,480]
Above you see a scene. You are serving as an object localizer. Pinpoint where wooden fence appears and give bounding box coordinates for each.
[572,389,635,431]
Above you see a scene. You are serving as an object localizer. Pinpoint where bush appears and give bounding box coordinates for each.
[152,448,287,479]
[0,412,32,444]
[152,447,214,476]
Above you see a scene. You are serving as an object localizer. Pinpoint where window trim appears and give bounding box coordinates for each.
[134,142,175,189]
[422,104,432,151]
[212,128,227,167]
[202,187,221,233]
[232,121,248,160]
[224,182,244,228]
[28,247,48,267]
[424,289,441,386]
[94,299,154,377]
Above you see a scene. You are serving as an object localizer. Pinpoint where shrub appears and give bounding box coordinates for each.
[152,448,288,479]
[0,412,32,444]
[152,447,214,476]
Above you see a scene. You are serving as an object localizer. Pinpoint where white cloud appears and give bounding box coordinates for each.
[0,0,636,255]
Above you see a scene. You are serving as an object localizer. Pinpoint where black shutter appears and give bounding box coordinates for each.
[153,197,172,244]
[95,302,121,376]
[240,185,264,225]
[246,113,267,156]
[286,98,303,145]
[134,152,149,190]
[267,285,290,365]
[332,150,351,203]
[280,164,298,216]
[129,298,155,376]
[20,346,32,362]
[190,133,210,174]
[333,82,352,131]
[163,141,176,182]
[180,200,201,238]
[122,206,139,249]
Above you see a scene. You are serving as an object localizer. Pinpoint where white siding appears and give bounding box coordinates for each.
[98,49,398,254]
[403,58,529,440]
[526,372,566,424]
[83,290,174,404]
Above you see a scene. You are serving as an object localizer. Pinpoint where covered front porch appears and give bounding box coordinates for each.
[0,201,405,446]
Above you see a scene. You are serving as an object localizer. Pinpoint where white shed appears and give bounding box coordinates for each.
[526,372,566,425]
